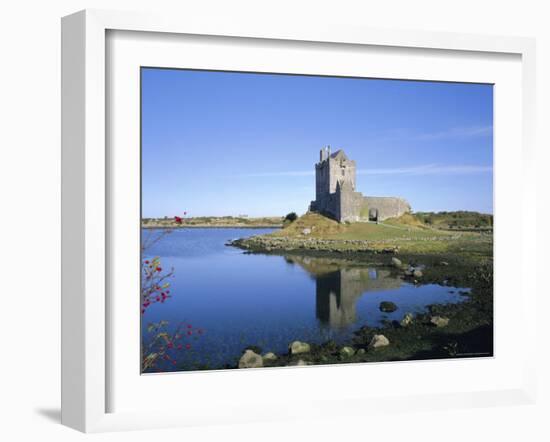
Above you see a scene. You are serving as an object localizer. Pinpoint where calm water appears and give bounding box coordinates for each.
[141,228,468,371]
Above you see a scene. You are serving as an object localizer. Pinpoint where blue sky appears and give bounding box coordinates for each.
[142,68,493,217]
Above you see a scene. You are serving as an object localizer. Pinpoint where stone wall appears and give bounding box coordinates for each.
[335,182,364,223]
[328,156,356,194]
[310,193,338,219]
[362,196,411,221]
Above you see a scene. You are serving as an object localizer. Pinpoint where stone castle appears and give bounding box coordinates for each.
[309,146,411,223]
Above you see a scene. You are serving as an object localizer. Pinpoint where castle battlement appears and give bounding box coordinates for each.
[310,147,411,223]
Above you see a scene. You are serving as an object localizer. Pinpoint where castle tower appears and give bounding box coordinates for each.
[315,148,356,199]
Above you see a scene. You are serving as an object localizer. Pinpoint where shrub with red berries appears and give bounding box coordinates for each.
[141,256,174,312]
[141,321,205,372]
[140,225,205,372]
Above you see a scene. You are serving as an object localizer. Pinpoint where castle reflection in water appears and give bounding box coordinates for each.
[285,256,403,328]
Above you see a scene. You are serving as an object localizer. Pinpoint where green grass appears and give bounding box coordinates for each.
[265,211,492,260]
[415,210,493,229]
[271,212,344,237]
[328,222,451,240]
[273,212,453,241]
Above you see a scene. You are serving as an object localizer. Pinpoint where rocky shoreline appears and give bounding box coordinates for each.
[235,297,491,369]
[216,233,493,370]
[173,249,492,371]
[227,234,463,254]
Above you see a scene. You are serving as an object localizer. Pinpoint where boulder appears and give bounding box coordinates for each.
[440,261,449,266]
[391,257,402,268]
[400,312,414,327]
[238,349,264,368]
[413,269,423,278]
[302,228,311,235]
[289,341,311,355]
[340,346,355,358]
[430,316,450,327]
[379,301,398,313]
[369,334,390,349]
[262,352,278,362]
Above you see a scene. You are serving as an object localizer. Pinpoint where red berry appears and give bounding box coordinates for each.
[185,344,191,350]
[156,267,162,272]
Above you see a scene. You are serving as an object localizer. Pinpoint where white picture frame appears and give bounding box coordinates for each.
[61,9,538,433]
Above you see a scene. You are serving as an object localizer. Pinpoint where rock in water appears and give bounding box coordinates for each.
[379,301,398,313]
[413,269,423,278]
[262,352,278,362]
[369,334,390,349]
[238,349,264,368]
[430,316,450,327]
[340,346,355,358]
[391,257,402,268]
[400,312,414,327]
[289,341,311,355]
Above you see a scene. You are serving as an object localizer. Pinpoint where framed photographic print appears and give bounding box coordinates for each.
[62,9,538,432]
[139,68,494,373]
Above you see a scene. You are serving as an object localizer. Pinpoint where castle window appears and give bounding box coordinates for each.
[341,169,345,176]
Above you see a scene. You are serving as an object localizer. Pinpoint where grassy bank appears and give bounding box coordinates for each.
[229,212,492,260]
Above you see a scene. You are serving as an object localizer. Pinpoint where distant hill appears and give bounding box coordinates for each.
[142,216,283,228]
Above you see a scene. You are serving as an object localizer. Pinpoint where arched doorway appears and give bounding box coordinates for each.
[368,208,379,223]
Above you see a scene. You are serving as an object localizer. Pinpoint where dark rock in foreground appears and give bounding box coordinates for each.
[379,301,398,313]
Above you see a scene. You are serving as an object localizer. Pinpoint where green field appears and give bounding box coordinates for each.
[262,211,493,260]
[415,210,493,230]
